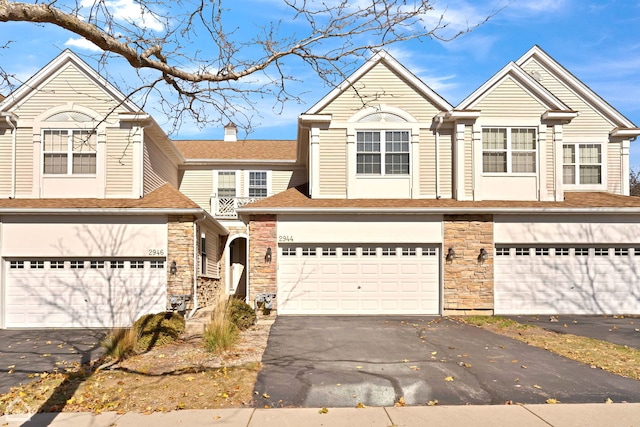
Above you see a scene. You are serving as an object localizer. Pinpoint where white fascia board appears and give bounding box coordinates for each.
[299,114,332,123]
[516,46,637,128]
[610,128,640,138]
[305,50,453,114]
[0,50,140,113]
[542,111,579,121]
[237,206,640,215]
[457,62,568,111]
[444,110,482,120]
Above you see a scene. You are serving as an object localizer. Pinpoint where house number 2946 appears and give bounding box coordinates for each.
[278,235,294,242]
[148,249,165,256]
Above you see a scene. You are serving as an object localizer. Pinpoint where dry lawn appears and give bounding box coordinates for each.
[462,316,640,381]
[0,318,272,415]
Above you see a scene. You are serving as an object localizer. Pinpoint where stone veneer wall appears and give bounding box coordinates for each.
[167,215,195,309]
[248,215,277,312]
[443,214,494,314]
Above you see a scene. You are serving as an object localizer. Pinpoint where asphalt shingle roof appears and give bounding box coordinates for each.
[173,140,297,161]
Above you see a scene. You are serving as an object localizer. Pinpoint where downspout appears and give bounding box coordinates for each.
[4,115,16,199]
[188,213,206,318]
[435,115,444,199]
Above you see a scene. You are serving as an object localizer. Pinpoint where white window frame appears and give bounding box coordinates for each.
[356,130,410,175]
[42,129,97,175]
[482,127,537,174]
[216,170,238,198]
[246,171,270,198]
[562,143,605,189]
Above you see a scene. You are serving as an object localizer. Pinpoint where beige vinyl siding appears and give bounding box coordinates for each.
[608,142,622,194]
[0,130,12,196]
[419,131,436,196]
[439,128,453,196]
[143,137,178,194]
[179,169,213,211]
[14,128,33,197]
[319,128,347,196]
[205,229,220,278]
[272,168,307,194]
[474,77,547,119]
[14,64,128,120]
[522,60,614,139]
[464,126,473,198]
[105,127,134,196]
[317,62,442,122]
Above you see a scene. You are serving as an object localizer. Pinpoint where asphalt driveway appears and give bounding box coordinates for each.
[254,316,640,407]
[507,315,640,349]
[0,329,105,394]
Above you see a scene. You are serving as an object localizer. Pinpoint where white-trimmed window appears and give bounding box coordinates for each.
[563,143,602,185]
[217,171,236,197]
[356,130,410,175]
[248,171,268,197]
[43,129,97,175]
[482,128,536,173]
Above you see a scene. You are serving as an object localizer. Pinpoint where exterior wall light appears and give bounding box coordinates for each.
[445,247,455,263]
[265,247,272,263]
[478,248,489,264]
[170,260,178,275]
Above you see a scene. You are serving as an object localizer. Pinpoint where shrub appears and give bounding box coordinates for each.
[228,298,257,331]
[133,311,185,352]
[101,327,139,361]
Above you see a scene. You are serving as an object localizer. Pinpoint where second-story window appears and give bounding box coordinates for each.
[356,130,410,175]
[482,128,536,174]
[563,143,602,185]
[248,171,268,197]
[43,129,97,175]
[217,171,236,197]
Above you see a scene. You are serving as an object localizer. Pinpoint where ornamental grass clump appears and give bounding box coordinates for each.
[204,297,240,353]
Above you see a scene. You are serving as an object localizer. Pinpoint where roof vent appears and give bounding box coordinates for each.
[224,122,237,142]
[530,70,542,82]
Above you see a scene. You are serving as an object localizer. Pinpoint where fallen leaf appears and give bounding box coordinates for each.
[394,397,406,407]
[427,399,438,406]
[356,366,363,369]
[605,398,613,404]
[356,402,366,408]
[262,393,270,399]
[444,376,454,382]
[533,384,542,389]
[546,398,559,404]
[319,407,329,414]
[409,366,420,371]
[401,359,409,363]
[431,351,437,355]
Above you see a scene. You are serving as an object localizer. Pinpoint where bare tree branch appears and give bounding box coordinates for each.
[0,0,500,133]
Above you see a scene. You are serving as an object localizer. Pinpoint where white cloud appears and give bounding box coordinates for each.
[64,37,103,52]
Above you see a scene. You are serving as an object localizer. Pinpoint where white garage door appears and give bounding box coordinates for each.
[278,245,440,315]
[495,246,640,315]
[4,258,167,328]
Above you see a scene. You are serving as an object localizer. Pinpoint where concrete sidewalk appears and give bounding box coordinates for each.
[2,403,639,427]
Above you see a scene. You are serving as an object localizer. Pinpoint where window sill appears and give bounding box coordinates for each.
[563,184,606,192]
[43,174,98,178]
[482,172,537,177]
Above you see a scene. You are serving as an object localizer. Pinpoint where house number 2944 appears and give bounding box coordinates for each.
[278,235,294,242]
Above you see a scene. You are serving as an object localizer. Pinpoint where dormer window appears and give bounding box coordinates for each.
[482,127,536,174]
[43,129,96,175]
[356,130,410,175]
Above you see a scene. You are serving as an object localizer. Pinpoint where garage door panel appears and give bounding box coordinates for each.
[496,246,640,314]
[278,244,440,315]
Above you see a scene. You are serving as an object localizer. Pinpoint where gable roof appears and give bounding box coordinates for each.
[0,49,141,114]
[457,61,572,112]
[174,139,298,163]
[515,45,638,129]
[238,184,640,214]
[305,50,453,115]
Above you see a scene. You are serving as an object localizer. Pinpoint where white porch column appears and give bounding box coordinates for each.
[454,122,466,200]
[538,124,547,201]
[346,130,355,199]
[622,139,631,196]
[472,123,482,201]
[309,127,321,199]
[411,130,420,198]
[553,124,564,201]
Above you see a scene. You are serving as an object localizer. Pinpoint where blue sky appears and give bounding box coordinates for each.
[2,0,640,167]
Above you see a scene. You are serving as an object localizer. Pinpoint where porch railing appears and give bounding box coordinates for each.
[212,196,263,218]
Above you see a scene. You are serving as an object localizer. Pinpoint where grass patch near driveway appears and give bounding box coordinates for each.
[462,316,640,381]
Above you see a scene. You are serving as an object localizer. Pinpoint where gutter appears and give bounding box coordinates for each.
[237,206,640,215]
